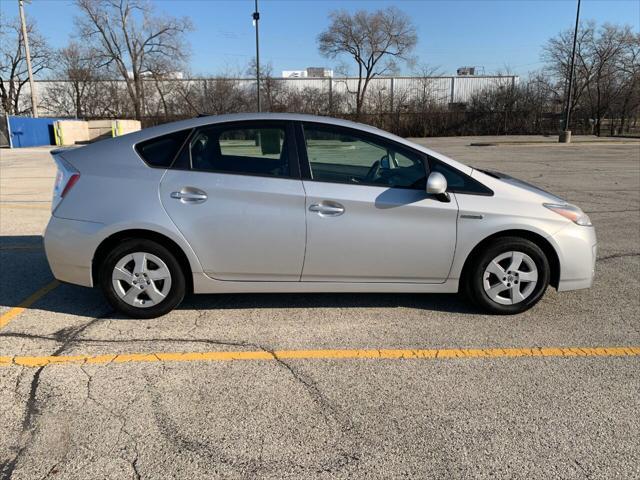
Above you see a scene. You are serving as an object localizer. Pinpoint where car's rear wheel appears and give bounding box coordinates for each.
[465,237,550,314]
[99,239,186,318]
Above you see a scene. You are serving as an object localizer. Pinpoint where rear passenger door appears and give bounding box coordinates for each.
[158,121,307,281]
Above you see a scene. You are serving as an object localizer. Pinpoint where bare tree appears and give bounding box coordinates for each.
[198,77,249,115]
[44,42,108,118]
[285,85,331,115]
[246,58,287,112]
[408,63,447,111]
[145,56,187,119]
[75,0,192,120]
[542,22,596,128]
[318,7,417,118]
[543,22,639,135]
[0,17,51,115]
[583,24,632,135]
[615,31,640,133]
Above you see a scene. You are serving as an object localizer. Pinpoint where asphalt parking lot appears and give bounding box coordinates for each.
[1,136,639,479]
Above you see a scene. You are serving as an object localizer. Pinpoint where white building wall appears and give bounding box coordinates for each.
[19,76,519,117]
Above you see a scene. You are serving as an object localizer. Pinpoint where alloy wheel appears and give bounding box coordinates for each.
[111,252,172,308]
[482,251,538,306]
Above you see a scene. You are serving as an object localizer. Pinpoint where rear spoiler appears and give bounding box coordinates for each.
[50,146,80,156]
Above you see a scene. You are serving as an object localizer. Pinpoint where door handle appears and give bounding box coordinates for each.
[170,187,208,204]
[309,202,345,216]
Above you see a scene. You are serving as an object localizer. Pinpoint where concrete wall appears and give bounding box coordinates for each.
[87,119,114,141]
[114,119,142,136]
[53,119,141,146]
[54,120,89,146]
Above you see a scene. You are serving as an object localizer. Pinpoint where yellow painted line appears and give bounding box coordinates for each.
[1,346,639,368]
[0,280,60,330]
[0,203,51,210]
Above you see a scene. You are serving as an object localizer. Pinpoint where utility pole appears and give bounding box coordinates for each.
[252,0,261,112]
[18,0,38,117]
[559,0,581,143]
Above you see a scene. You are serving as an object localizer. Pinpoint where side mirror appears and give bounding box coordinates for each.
[427,172,447,194]
[426,172,450,202]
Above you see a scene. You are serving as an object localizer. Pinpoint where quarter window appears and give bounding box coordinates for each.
[186,125,289,177]
[135,129,190,168]
[430,160,493,195]
[303,125,427,189]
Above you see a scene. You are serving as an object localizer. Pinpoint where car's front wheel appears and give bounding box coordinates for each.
[465,237,550,314]
[99,239,186,318]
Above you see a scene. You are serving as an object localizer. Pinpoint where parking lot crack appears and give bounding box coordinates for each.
[597,252,639,262]
[79,362,146,478]
[259,345,363,473]
[574,459,592,479]
[0,364,46,480]
[585,208,640,214]
[131,443,142,480]
[1,311,113,478]
[39,461,63,480]
[0,331,263,352]
[145,340,362,475]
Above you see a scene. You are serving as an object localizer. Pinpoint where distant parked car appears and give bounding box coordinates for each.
[44,113,596,318]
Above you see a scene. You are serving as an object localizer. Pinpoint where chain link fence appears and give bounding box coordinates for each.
[9,75,638,137]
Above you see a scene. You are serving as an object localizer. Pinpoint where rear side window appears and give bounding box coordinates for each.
[135,130,191,168]
[186,125,290,177]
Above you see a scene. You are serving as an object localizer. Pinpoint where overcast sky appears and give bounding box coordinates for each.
[2,0,639,77]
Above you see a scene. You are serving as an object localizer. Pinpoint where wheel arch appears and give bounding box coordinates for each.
[92,229,194,293]
[460,229,561,291]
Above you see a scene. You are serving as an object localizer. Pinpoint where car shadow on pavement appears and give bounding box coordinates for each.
[0,235,477,317]
[182,292,475,314]
[0,235,44,249]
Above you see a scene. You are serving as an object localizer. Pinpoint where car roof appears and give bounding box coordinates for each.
[91,113,473,175]
[127,113,392,142]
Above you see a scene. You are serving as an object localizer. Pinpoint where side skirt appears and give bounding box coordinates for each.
[192,272,460,294]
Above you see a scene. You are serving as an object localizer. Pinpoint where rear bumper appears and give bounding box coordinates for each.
[44,216,103,287]
[552,224,597,292]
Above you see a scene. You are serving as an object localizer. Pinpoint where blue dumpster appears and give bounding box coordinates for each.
[7,116,65,148]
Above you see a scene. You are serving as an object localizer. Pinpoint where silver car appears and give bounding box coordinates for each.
[44,113,596,318]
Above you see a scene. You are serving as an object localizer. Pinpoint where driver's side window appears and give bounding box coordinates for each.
[302,124,426,189]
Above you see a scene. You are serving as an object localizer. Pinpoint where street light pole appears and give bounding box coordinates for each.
[253,0,261,112]
[560,0,581,143]
[18,0,38,117]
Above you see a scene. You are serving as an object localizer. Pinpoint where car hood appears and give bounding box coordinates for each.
[475,168,566,203]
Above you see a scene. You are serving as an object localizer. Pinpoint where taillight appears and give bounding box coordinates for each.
[51,155,80,212]
[61,173,80,197]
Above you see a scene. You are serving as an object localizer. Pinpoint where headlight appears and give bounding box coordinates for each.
[544,203,592,226]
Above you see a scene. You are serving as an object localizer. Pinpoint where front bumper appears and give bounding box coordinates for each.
[44,216,104,287]
[552,223,597,292]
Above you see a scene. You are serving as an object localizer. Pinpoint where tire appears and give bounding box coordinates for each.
[99,239,186,319]
[465,237,550,315]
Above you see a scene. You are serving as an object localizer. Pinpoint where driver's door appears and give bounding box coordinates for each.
[299,123,459,283]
